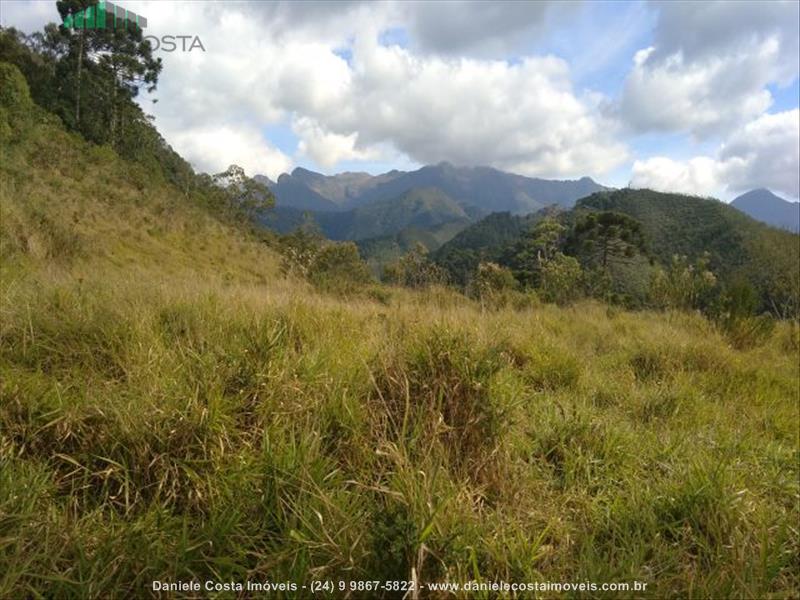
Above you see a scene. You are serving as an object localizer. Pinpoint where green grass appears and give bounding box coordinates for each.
[2,266,798,597]
[1,69,799,599]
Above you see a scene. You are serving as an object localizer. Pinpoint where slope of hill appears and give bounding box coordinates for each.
[319,187,470,240]
[0,70,281,286]
[265,162,608,214]
[261,187,472,242]
[731,188,800,232]
[577,189,800,312]
[431,189,799,313]
[357,220,472,274]
[433,210,555,284]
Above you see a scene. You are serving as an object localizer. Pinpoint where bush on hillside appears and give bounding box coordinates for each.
[307,242,373,294]
[468,262,518,309]
[539,252,583,306]
[383,243,448,288]
[649,253,718,312]
[0,61,33,142]
[712,279,776,349]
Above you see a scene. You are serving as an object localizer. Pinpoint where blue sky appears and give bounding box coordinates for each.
[2,1,798,200]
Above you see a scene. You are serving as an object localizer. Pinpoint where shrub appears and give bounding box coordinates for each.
[307,242,373,294]
[0,61,33,143]
[713,279,776,349]
[649,253,718,312]
[383,243,448,288]
[469,262,518,309]
[538,253,583,305]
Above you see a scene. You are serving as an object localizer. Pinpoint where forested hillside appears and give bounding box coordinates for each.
[577,190,800,316]
[316,187,471,241]
[430,189,799,317]
[434,210,554,285]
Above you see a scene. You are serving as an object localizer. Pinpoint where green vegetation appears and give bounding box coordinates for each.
[356,220,470,276]
[382,243,448,289]
[318,187,470,242]
[434,211,553,286]
[433,190,799,320]
[578,190,800,317]
[1,17,799,599]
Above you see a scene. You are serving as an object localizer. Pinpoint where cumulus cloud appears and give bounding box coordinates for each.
[720,109,800,197]
[300,42,628,177]
[293,117,380,167]
[630,157,726,197]
[630,109,800,200]
[168,125,291,180]
[113,0,626,179]
[398,1,571,57]
[3,0,797,193]
[619,1,799,137]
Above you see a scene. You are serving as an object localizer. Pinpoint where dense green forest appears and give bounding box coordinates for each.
[432,190,799,319]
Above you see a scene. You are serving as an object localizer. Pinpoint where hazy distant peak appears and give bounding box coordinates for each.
[253,174,275,187]
[731,188,799,232]
[291,166,324,179]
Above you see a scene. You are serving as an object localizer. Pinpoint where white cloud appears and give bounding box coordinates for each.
[292,117,379,167]
[720,109,800,197]
[304,43,629,177]
[168,126,291,180]
[0,1,58,33]
[630,156,725,197]
[115,1,627,179]
[630,109,800,200]
[619,1,799,137]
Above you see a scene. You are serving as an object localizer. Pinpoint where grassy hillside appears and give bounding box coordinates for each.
[1,64,799,599]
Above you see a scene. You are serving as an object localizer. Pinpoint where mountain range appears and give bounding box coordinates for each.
[258,162,608,216]
[256,163,609,264]
[257,164,800,272]
[731,188,800,233]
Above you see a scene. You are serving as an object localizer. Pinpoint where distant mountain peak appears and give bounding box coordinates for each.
[731,188,799,233]
[291,166,323,178]
[735,188,779,201]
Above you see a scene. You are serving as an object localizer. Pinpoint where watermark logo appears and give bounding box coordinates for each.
[62,1,146,30]
[62,1,205,52]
